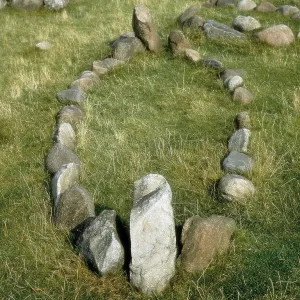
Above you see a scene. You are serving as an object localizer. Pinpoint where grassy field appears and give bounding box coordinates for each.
[0,0,299,298]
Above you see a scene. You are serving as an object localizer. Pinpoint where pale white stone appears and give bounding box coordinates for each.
[130,174,176,294]
[224,76,244,91]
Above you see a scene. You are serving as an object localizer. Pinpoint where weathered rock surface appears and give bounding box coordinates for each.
[224,76,244,91]
[112,36,146,61]
[233,16,261,32]
[257,25,295,47]
[277,5,299,16]
[235,111,251,129]
[132,4,162,52]
[57,86,87,103]
[178,5,201,26]
[223,151,254,173]
[218,173,255,202]
[256,1,276,12]
[168,30,191,56]
[228,128,250,152]
[46,143,80,174]
[220,69,245,82]
[44,0,69,11]
[53,122,76,150]
[130,174,176,294]
[202,57,224,70]
[182,15,205,29]
[92,58,124,76]
[233,87,254,104]
[216,0,238,7]
[72,210,124,275]
[11,0,43,10]
[57,105,84,126]
[203,20,247,40]
[51,163,80,208]
[237,0,256,11]
[181,215,236,272]
[111,32,135,48]
[0,0,7,9]
[71,71,100,90]
[55,185,95,229]
[185,49,201,62]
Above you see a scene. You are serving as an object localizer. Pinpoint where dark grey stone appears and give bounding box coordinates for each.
[182,15,205,29]
[178,5,201,25]
[203,20,247,39]
[57,86,87,104]
[46,143,80,174]
[216,0,238,7]
[222,151,254,173]
[202,58,224,70]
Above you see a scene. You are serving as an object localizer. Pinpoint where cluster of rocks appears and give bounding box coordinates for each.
[43,4,239,294]
[0,0,68,11]
[177,3,298,46]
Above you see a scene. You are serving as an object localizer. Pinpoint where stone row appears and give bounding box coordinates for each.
[0,0,68,11]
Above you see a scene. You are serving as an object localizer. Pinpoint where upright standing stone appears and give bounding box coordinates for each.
[53,122,76,150]
[168,30,191,56]
[132,4,162,52]
[73,210,124,275]
[181,215,236,272]
[130,174,176,294]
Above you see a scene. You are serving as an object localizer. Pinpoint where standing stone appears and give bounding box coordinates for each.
[185,49,201,62]
[57,86,87,103]
[168,30,191,56]
[178,5,201,26]
[222,151,254,173]
[0,0,7,9]
[132,4,162,52]
[53,122,76,150]
[235,111,251,129]
[71,71,100,90]
[112,36,146,61]
[57,105,84,126]
[92,58,124,76]
[220,69,245,82]
[55,185,95,229]
[237,0,256,11]
[203,20,247,40]
[233,87,254,104]
[130,174,176,294]
[181,215,236,272]
[202,58,224,70]
[44,0,69,11]
[233,16,261,32]
[46,143,80,174]
[228,128,251,152]
[73,210,124,275]
[257,25,295,47]
[218,173,255,202]
[51,163,80,208]
[11,0,43,10]
[277,5,299,16]
[256,1,276,12]
[224,76,244,91]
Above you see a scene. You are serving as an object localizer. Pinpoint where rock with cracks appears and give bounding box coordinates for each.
[168,30,191,56]
[132,4,162,52]
[130,174,176,294]
[181,215,236,272]
[73,210,124,275]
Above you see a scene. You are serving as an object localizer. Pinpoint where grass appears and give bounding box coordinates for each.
[0,0,299,298]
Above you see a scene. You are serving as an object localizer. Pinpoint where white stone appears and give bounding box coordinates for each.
[130,174,176,294]
[224,76,244,91]
[51,163,80,209]
[233,16,261,32]
[237,0,256,11]
[54,122,76,150]
[228,128,251,152]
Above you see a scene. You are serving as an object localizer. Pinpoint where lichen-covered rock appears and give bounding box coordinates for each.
[257,25,295,47]
[237,0,256,11]
[181,215,236,272]
[222,151,254,173]
[203,20,247,40]
[51,163,80,208]
[132,4,162,52]
[46,143,80,174]
[53,122,76,150]
[55,185,95,229]
[168,30,191,56]
[233,16,261,32]
[130,174,176,294]
[224,76,244,91]
[57,86,87,104]
[112,36,146,61]
[92,58,124,76]
[72,210,124,275]
[228,128,251,152]
[57,105,84,126]
[44,0,69,11]
[233,87,254,104]
[11,0,43,10]
[218,173,255,202]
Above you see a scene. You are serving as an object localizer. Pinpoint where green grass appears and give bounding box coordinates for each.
[0,0,300,298]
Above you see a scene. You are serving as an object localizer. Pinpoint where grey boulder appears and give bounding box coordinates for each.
[168,30,191,56]
[222,151,254,173]
[233,87,254,104]
[277,5,299,16]
[130,174,176,294]
[73,210,124,275]
[218,173,255,202]
[185,49,201,62]
[92,58,124,76]
[233,16,261,32]
[224,76,244,91]
[216,0,238,7]
[0,0,7,9]
[57,105,84,126]
[178,5,201,26]
[237,0,256,11]
[53,122,76,150]
[220,69,245,82]
[202,57,224,70]
[182,15,205,29]
[57,86,87,104]
[228,128,250,152]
